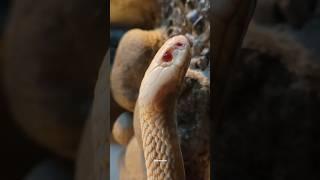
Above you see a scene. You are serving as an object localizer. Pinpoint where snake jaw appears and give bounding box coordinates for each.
[147,35,191,68]
[139,35,191,110]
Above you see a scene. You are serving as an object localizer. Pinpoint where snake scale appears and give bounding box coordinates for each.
[136,35,191,179]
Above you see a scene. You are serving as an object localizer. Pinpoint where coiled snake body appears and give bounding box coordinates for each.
[136,35,191,180]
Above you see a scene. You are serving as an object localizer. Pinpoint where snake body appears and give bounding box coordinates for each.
[136,35,191,179]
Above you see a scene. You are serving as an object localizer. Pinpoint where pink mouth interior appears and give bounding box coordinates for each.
[162,42,184,62]
[163,50,173,62]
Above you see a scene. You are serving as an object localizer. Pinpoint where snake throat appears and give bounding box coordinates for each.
[138,36,190,180]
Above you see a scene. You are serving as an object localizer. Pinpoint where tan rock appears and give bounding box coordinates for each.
[110,0,161,28]
[111,28,166,112]
[119,137,146,180]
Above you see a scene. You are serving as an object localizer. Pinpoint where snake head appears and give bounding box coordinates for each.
[138,35,191,111]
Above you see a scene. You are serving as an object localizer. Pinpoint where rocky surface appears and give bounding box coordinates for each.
[161,0,210,72]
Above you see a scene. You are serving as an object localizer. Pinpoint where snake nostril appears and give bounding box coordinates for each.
[163,51,173,62]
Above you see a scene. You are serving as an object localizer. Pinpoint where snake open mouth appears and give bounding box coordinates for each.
[163,50,173,62]
[162,42,186,62]
[158,36,190,68]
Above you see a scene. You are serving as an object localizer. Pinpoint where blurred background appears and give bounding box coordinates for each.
[0,1,67,180]
[0,0,105,179]
[215,0,320,179]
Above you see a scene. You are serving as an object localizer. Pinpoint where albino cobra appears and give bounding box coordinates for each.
[136,35,191,179]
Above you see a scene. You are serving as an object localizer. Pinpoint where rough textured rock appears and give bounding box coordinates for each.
[4,0,106,158]
[177,69,210,179]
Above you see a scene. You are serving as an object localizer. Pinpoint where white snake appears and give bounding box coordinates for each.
[136,35,191,180]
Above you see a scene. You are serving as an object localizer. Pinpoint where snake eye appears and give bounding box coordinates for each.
[175,42,183,47]
[162,50,173,62]
[175,42,186,49]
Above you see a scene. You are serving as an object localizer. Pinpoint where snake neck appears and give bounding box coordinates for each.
[139,105,185,180]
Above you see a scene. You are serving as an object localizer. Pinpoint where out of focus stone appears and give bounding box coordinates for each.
[24,159,73,180]
[75,52,109,180]
[4,0,106,158]
[277,0,317,28]
[112,112,134,146]
[215,23,320,180]
[254,0,317,28]
[111,28,166,112]
[110,0,161,28]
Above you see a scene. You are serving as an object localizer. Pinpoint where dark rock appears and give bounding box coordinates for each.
[25,159,73,180]
[214,25,320,180]
[75,53,109,180]
[4,0,106,158]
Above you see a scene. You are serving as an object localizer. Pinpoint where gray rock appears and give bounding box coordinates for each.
[24,160,72,180]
